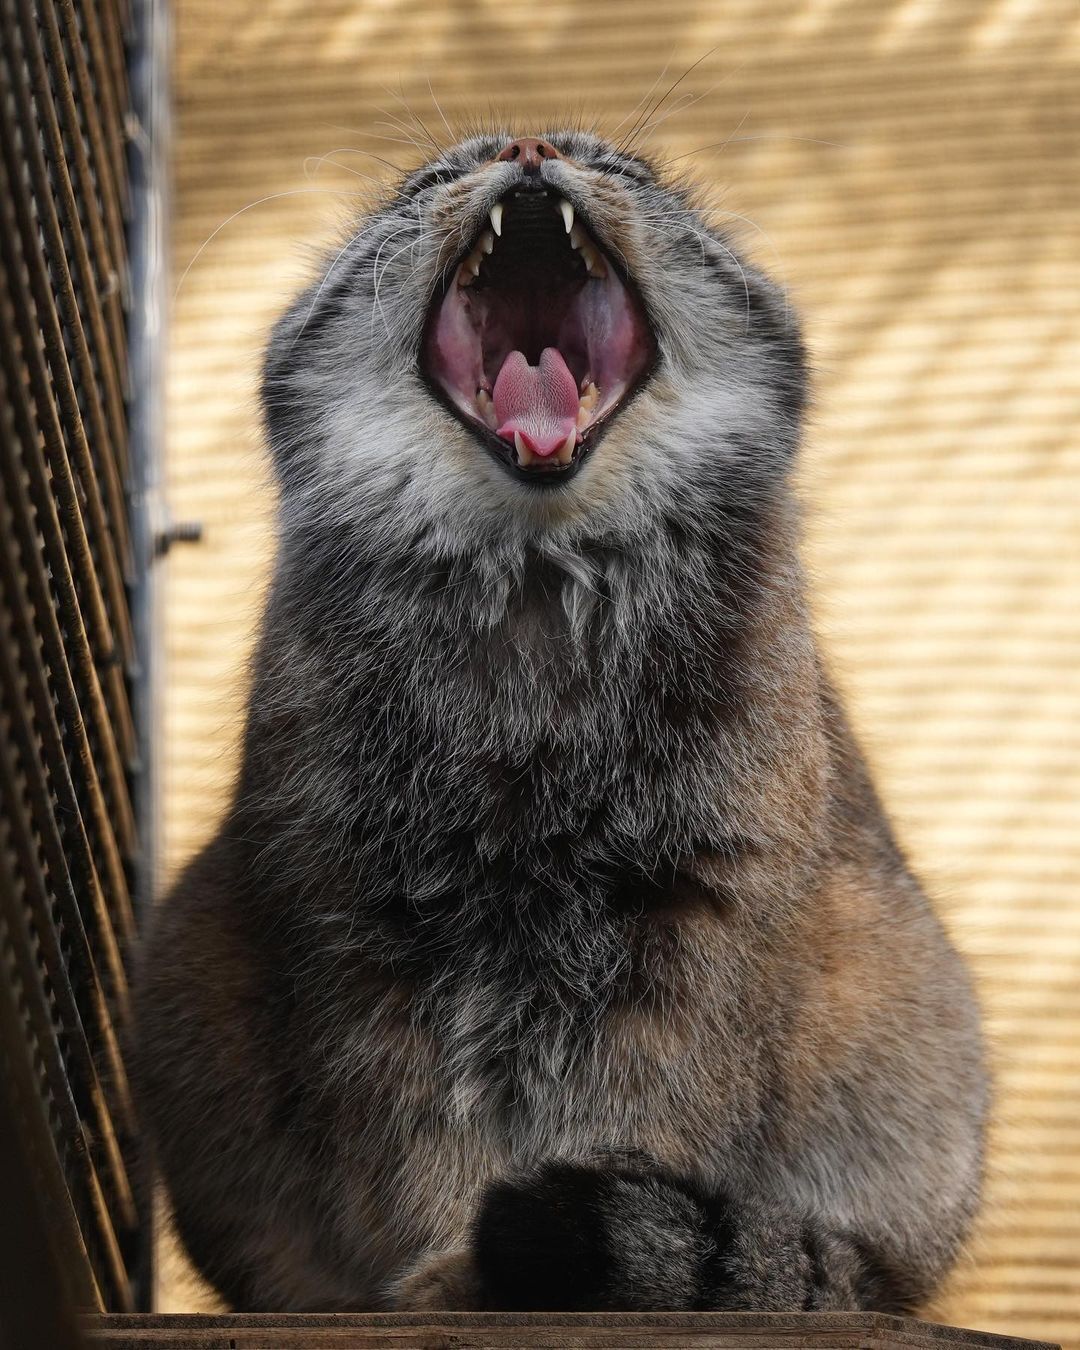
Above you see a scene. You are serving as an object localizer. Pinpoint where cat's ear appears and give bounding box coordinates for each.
[263,262,349,390]
[259,262,356,483]
[741,262,808,433]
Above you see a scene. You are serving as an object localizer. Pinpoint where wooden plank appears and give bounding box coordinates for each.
[83,1313,1063,1350]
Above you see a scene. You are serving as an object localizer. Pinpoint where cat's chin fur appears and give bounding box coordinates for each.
[136,128,987,1315]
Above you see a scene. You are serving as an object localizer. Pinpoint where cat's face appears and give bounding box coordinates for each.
[264,130,805,549]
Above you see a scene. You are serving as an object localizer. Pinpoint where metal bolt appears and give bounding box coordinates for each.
[155,521,204,556]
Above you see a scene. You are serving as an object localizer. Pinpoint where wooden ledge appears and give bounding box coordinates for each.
[83,1311,1063,1349]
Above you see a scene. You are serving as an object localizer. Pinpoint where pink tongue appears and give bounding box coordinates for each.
[493,348,579,457]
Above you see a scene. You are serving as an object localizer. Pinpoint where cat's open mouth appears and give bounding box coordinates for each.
[422,186,656,485]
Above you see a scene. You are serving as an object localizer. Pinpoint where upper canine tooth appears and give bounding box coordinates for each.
[559,199,574,234]
[490,203,503,237]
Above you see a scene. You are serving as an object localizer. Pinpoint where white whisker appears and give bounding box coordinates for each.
[175,187,371,298]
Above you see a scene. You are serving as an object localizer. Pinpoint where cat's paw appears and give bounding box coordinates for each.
[469,1154,900,1313]
[392,1247,483,1310]
[473,1154,706,1311]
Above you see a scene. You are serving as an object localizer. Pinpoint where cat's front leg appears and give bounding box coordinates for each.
[394,1153,919,1313]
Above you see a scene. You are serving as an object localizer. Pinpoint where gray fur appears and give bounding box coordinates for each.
[137,129,987,1313]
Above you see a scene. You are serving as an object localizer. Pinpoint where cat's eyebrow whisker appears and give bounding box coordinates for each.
[372,111,433,158]
[648,107,750,184]
[365,126,433,150]
[311,138,408,175]
[175,187,372,298]
[634,90,700,145]
[425,74,456,145]
[303,150,390,186]
[636,72,742,144]
[376,84,443,154]
[622,46,719,157]
[615,49,675,151]
[666,132,850,163]
[612,50,675,150]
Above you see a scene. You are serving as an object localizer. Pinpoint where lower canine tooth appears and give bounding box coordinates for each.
[554,430,576,465]
[513,430,537,467]
[581,245,606,278]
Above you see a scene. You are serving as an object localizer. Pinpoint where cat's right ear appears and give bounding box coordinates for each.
[259,268,354,486]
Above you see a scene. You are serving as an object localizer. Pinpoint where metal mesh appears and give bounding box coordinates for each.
[0,0,144,1314]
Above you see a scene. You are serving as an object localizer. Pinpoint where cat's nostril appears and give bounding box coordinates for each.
[496,138,560,172]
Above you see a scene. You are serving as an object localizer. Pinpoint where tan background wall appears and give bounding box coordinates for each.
[162,0,1080,1340]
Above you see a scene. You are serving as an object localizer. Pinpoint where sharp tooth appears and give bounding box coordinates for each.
[480,230,495,254]
[554,429,576,465]
[559,199,574,234]
[490,203,503,237]
[466,253,482,277]
[582,246,607,279]
[476,389,493,424]
[567,223,608,278]
[577,382,599,428]
[513,430,537,467]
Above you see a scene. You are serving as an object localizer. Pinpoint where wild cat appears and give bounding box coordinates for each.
[137,129,987,1313]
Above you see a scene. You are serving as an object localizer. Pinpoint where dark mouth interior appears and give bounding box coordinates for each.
[423,186,654,478]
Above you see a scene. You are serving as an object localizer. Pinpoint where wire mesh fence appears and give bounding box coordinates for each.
[0,0,155,1314]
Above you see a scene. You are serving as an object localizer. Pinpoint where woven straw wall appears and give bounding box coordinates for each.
[162,0,1080,1340]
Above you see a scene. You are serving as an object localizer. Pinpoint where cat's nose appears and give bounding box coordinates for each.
[495,138,561,173]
